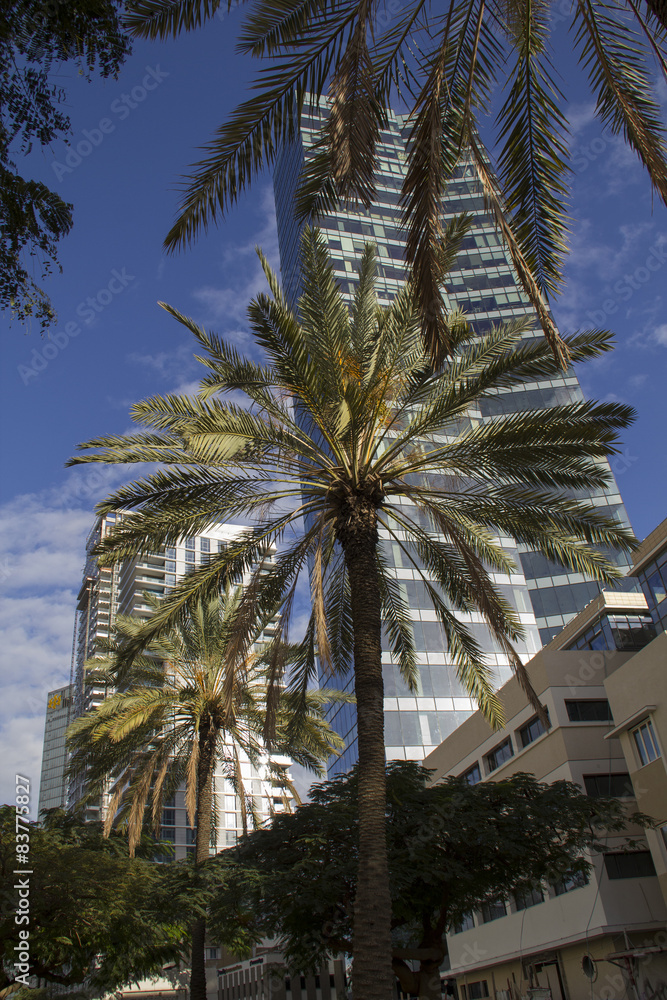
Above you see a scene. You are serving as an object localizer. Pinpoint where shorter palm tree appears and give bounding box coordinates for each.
[67,590,345,1000]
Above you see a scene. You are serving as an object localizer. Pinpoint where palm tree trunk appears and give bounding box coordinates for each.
[190,720,216,1000]
[341,507,395,1000]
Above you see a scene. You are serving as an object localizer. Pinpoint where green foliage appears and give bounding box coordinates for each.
[0,806,191,993]
[68,228,635,997]
[209,762,644,990]
[125,0,667,362]
[67,592,344,854]
[68,228,635,729]
[0,0,130,330]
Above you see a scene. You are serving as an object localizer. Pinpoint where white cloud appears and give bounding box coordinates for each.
[0,496,95,809]
[127,341,200,382]
[566,102,597,139]
[192,186,280,334]
[652,323,667,346]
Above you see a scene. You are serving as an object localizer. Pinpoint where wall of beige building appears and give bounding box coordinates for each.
[422,646,667,1000]
[604,630,667,909]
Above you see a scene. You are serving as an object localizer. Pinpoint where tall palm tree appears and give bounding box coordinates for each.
[68,229,635,999]
[124,0,667,364]
[67,589,345,1000]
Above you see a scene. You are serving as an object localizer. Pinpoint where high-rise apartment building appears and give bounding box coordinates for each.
[37,683,74,815]
[273,104,634,770]
[69,513,292,858]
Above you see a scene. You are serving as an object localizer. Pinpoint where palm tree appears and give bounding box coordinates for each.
[124,0,667,364]
[67,589,345,1000]
[68,228,635,999]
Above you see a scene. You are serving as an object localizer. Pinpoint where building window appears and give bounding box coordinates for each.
[185,549,195,563]
[608,614,656,651]
[632,718,661,766]
[583,773,634,798]
[206,947,220,960]
[480,899,506,922]
[552,870,588,895]
[462,762,481,785]
[518,714,547,748]
[467,983,489,999]
[565,700,613,723]
[513,887,543,911]
[485,738,513,773]
[604,851,656,879]
[451,912,475,933]
[645,568,667,606]
[185,536,195,549]
[201,537,210,552]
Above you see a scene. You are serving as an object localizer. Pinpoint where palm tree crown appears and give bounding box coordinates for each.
[125,0,667,363]
[69,228,635,999]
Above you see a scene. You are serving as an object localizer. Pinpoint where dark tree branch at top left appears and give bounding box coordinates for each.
[0,0,130,332]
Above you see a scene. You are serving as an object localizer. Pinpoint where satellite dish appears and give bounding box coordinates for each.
[582,956,598,982]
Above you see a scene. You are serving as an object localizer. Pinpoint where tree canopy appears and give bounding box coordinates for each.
[0,0,130,331]
[209,761,645,1000]
[0,807,193,994]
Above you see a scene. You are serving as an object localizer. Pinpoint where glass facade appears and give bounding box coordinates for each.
[634,544,667,634]
[37,684,75,814]
[273,103,634,770]
[566,611,656,652]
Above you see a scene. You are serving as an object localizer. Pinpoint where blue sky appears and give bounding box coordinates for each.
[1,13,666,807]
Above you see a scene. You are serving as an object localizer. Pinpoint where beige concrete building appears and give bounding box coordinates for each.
[602,517,667,911]
[605,632,667,911]
[423,589,667,1000]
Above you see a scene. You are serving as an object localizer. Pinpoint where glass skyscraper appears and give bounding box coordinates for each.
[273,104,634,772]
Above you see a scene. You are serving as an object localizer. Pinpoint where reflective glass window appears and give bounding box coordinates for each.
[519,714,547,748]
[647,569,667,605]
[565,700,613,723]
[480,900,506,923]
[633,719,661,766]
[485,738,514,772]
[513,887,543,910]
[604,852,656,879]
[462,762,481,785]
[552,870,588,895]
[583,773,634,797]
